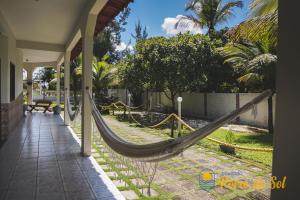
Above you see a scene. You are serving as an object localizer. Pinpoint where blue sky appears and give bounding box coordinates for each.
[118,0,251,48]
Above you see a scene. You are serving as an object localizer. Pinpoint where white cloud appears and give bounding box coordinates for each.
[115,42,133,52]
[162,15,202,35]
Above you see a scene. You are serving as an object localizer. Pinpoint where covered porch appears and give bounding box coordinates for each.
[0,0,300,200]
[0,113,123,200]
[0,0,132,199]
[0,0,132,154]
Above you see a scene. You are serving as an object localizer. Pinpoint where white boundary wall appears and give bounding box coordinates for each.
[239,93,276,127]
[108,89,276,128]
[108,89,128,104]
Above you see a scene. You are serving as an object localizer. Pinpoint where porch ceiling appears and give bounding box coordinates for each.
[0,0,86,44]
[0,0,88,64]
[0,0,132,65]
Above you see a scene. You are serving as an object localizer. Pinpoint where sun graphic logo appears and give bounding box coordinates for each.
[198,169,215,191]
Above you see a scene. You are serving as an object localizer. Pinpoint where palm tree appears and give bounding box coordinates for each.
[250,0,278,17]
[74,54,117,101]
[219,41,277,133]
[176,0,243,37]
[228,0,278,52]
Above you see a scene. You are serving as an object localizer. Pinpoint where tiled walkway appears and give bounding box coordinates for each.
[100,115,272,200]
[0,113,124,200]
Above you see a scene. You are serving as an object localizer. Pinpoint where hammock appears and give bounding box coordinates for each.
[66,97,82,121]
[88,90,272,162]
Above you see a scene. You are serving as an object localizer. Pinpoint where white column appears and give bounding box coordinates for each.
[64,51,71,125]
[271,1,300,198]
[81,14,97,156]
[56,65,61,105]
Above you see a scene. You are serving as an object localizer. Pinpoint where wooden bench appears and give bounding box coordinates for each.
[28,100,52,113]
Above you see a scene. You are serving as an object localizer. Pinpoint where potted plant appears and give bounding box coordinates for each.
[53,105,61,115]
[219,130,236,154]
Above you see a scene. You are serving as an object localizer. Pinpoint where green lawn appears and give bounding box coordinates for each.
[198,128,273,166]
[112,113,274,167]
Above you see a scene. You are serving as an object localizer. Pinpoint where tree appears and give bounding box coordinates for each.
[219,41,277,133]
[74,55,117,101]
[93,8,131,62]
[69,56,81,103]
[131,20,148,41]
[118,54,149,106]
[227,0,278,53]
[176,0,243,37]
[120,34,221,111]
[250,0,278,17]
[37,68,56,83]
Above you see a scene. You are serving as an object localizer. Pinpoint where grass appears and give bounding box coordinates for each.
[69,114,272,199]
[69,120,171,200]
[113,113,273,166]
[199,128,273,166]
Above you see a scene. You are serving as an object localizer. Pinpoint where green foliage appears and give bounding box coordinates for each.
[118,55,147,106]
[119,33,225,109]
[93,8,131,62]
[74,55,117,100]
[228,0,278,53]
[36,68,56,83]
[219,41,277,92]
[177,0,243,36]
[131,20,148,41]
[250,0,278,17]
[199,128,273,166]
[225,130,235,144]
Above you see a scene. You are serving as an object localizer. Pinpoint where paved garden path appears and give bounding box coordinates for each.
[99,115,272,200]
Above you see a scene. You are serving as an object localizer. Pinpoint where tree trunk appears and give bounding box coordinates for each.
[268,95,274,134]
[170,117,175,138]
[146,89,149,110]
[208,27,215,38]
[171,95,176,112]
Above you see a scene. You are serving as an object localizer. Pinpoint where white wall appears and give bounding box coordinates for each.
[239,93,276,127]
[207,93,236,119]
[108,89,128,103]
[0,10,23,103]
[111,89,275,128]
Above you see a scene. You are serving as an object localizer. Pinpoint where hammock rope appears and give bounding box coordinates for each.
[114,101,144,110]
[88,90,272,162]
[127,109,273,152]
[173,115,274,152]
[66,97,82,121]
[100,101,143,111]
[129,112,175,128]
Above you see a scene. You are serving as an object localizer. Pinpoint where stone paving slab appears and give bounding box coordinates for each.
[0,113,125,200]
[103,115,272,200]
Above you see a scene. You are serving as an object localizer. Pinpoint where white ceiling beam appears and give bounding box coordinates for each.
[23,61,57,68]
[17,40,65,52]
[90,0,108,15]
